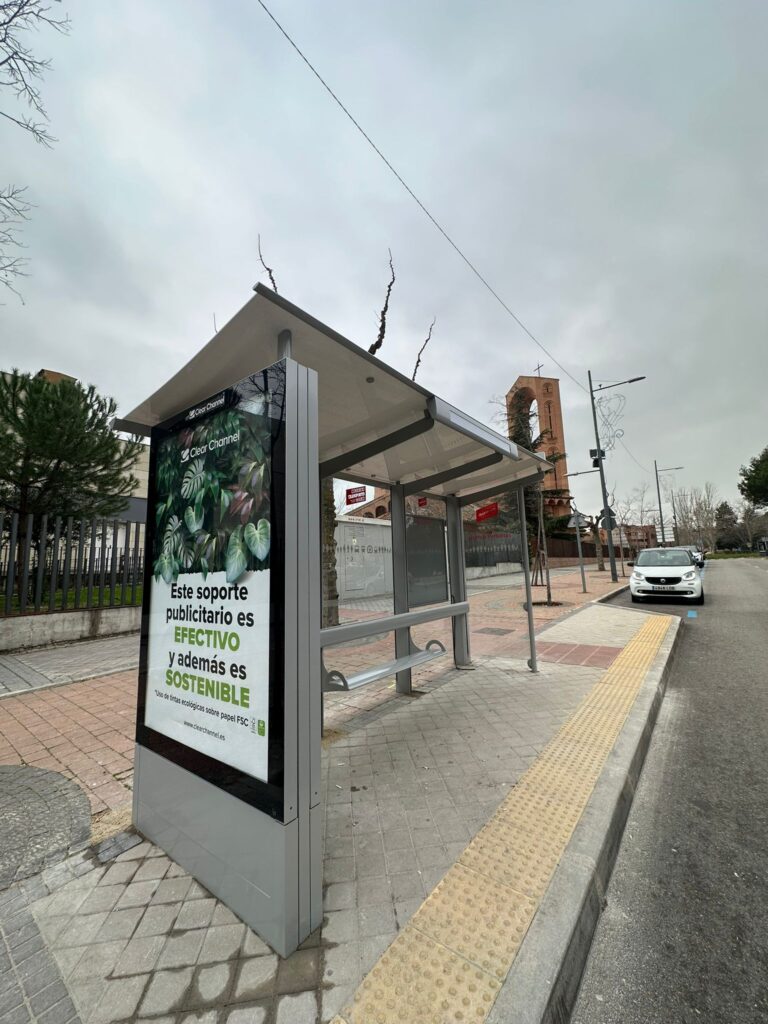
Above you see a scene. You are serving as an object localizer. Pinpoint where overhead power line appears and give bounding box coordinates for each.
[255,0,587,395]
[255,0,653,476]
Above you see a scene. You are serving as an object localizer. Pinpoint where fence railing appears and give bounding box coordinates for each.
[464,529,521,568]
[0,511,146,617]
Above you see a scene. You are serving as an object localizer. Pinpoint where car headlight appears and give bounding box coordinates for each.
[683,570,696,580]
[632,571,644,581]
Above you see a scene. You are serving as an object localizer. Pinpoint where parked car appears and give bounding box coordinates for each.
[629,547,703,604]
[676,544,705,567]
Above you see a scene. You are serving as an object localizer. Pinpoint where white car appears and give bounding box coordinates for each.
[629,548,703,604]
[676,544,705,567]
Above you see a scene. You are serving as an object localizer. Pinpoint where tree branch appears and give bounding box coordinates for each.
[411,316,435,381]
[257,234,278,293]
[369,249,395,355]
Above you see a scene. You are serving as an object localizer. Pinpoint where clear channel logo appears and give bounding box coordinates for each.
[180,431,239,464]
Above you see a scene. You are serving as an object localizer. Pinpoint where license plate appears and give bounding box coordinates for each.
[652,585,675,591]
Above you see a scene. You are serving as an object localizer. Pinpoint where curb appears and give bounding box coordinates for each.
[591,582,630,604]
[487,614,682,1024]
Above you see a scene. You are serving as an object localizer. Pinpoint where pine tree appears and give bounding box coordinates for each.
[0,369,142,522]
[738,446,768,509]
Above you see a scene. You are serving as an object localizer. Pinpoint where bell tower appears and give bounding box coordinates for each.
[506,375,571,517]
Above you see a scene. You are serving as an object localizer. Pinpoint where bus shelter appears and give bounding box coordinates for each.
[118,285,550,956]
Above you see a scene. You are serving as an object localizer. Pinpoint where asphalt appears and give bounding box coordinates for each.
[572,558,768,1024]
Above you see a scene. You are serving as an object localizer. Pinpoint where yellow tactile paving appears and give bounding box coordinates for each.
[333,612,673,1024]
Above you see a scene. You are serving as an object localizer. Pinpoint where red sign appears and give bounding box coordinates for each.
[417,497,428,508]
[345,486,367,506]
[475,501,499,523]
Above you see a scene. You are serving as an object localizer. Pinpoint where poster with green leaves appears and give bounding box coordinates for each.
[144,373,282,785]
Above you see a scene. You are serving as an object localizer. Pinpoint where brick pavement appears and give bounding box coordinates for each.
[0,597,662,1024]
[0,674,136,816]
[0,570,626,820]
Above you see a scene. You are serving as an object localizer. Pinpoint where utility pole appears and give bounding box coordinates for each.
[654,461,684,547]
[588,370,619,583]
[654,459,666,546]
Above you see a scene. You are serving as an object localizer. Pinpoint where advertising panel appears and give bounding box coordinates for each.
[405,514,448,608]
[137,362,287,818]
[476,501,499,523]
[345,486,367,505]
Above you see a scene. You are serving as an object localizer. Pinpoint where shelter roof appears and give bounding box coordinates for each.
[118,286,549,502]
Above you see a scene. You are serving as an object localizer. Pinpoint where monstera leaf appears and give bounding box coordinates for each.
[154,551,176,584]
[244,519,270,562]
[163,514,182,554]
[184,504,204,534]
[181,458,206,500]
[225,528,248,583]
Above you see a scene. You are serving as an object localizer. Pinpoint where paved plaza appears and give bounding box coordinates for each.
[0,575,682,1024]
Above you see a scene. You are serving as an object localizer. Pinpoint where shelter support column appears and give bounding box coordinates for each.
[390,484,412,694]
[517,487,538,673]
[445,496,471,667]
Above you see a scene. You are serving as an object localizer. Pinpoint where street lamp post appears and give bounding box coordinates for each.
[587,372,645,583]
[653,462,684,545]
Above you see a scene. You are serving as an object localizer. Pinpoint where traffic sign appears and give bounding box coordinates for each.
[476,502,499,523]
[346,486,367,505]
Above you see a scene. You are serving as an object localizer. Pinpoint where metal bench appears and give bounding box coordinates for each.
[320,602,469,693]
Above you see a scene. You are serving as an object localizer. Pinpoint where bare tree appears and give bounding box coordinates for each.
[411,316,435,381]
[256,234,278,293]
[736,499,759,550]
[1,1,69,295]
[369,249,395,355]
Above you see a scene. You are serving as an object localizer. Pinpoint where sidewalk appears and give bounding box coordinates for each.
[0,592,677,1024]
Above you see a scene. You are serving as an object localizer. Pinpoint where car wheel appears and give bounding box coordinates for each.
[631,594,642,603]
[695,592,704,605]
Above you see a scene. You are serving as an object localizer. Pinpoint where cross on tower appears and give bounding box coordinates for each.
[533,362,544,377]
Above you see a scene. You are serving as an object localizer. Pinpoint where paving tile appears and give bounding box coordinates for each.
[91,974,149,1023]
[275,948,319,994]
[151,878,193,905]
[210,903,240,927]
[223,1002,268,1024]
[186,961,236,1008]
[93,907,143,942]
[139,967,195,1016]
[242,930,272,958]
[134,903,181,938]
[275,990,318,1024]
[156,929,206,969]
[320,982,356,1023]
[175,898,216,931]
[357,903,396,939]
[132,857,171,882]
[99,862,139,887]
[116,880,160,910]
[321,943,361,987]
[322,882,355,912]
[76,885,125,916]
[197,924,245,964]
[69,939,127,981]
[112,934,166,977]
[231,955,278,1002]
[321,909,357,945]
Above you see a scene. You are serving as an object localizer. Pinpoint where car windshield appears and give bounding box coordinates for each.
[636,549,692,567]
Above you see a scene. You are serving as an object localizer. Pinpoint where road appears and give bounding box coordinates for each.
[572,558,768,1024]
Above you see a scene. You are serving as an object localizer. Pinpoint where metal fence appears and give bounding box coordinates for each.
[464,529,521,568]
[0,512,146,616]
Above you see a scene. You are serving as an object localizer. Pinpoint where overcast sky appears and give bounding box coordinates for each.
[3,0,766,517]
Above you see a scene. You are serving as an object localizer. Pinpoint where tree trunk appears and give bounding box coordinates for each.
[591,523,605,571]
[321,478,339,627]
